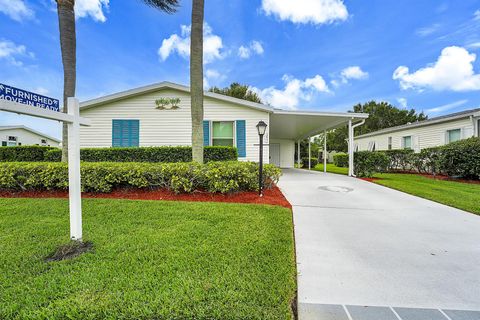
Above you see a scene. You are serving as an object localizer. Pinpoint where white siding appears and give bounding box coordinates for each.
[79,88,270,162]
[270,138,294,168]
[0,128,60,147]
[356,117,476,152]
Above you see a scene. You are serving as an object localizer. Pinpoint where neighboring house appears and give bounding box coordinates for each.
[79,82,367,168]
[0,125,60,147]
[355,108,480,152]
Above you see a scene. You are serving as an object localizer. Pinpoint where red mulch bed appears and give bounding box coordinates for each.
[0,185,292,209]
[389,171,480,185]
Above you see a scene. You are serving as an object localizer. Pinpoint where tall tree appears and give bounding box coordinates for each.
[209,83,263,104]
[56,0,76,162]
[190,0,205,163]
[327,101,428,152]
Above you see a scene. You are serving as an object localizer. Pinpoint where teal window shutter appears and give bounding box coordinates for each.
[112,120,139,147]
[236,120,246,157]
[203,120,210,146]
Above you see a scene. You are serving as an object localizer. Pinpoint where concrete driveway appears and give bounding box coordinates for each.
[278,169,480,320]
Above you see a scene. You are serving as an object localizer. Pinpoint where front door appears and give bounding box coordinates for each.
[269,143,280,167]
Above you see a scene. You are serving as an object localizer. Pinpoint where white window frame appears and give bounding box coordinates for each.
[367,141,376,151]
[210,120,236,147]
[402,136,412,149]
[446,128,462,143]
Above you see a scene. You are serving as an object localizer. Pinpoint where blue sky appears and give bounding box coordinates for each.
[1,0,480,139]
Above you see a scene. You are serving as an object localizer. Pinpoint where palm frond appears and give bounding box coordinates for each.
[141,0,180,13]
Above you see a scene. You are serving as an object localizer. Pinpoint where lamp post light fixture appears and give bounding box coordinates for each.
[256,120,268,196]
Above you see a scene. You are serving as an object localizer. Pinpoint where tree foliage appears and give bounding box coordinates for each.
[209,83,263,104]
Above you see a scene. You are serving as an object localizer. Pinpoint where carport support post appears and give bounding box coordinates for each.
[67,97,83,241]
[323,130,327,173]
[308,137,311,170]
[297,140,300,168]
[348,119,353,177]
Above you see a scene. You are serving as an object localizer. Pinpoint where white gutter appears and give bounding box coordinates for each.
[349,119,366,177]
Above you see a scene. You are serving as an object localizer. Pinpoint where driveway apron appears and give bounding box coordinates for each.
[278,169,480,320]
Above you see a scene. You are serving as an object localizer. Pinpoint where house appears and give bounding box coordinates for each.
[355,108,480,152]
[0,125,60,147]
[79,82,368,168]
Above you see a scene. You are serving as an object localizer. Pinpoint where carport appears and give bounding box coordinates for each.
[269,109,368,175]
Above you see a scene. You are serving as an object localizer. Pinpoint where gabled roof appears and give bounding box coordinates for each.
[356,108,480,139]
[80,81,274,113]
[0,125,61,143]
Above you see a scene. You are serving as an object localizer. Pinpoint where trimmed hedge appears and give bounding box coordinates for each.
[333,153,348,167]
[385,149,414,171]
[0,161,281,194]
[0,146,56,162]
[354,151,389,177]
[301,157,318,168]
[1,146,237,163]
[440,137,480,179]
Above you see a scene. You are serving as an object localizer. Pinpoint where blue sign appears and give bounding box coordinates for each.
[0,83,60,112]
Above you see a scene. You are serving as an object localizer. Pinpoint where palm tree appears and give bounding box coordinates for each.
[141,0,179,13]
[56,0,76,162]
[190,0,204,163]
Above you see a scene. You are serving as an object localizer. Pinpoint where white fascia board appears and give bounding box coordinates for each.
[80,81,274,113]
[273,109,369,119]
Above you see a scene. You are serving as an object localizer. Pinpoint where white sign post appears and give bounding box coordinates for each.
[0,84,90,241]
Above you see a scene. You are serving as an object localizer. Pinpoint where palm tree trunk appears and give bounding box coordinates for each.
[56,0,76,162]
[190,0,204,163]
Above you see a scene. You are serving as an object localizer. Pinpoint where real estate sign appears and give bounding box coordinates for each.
[0,83,60,112]
[0,83,90,241]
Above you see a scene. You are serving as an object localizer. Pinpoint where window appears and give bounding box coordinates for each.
[112,120,139,147]
[447,129,461,143]
[212,121,234,146]
[402,136,412,149]
[388,137,392,150]
[1,141,6,146]
[41,139,47,146]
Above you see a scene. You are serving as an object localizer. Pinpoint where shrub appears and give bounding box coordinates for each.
[301,157,318,168]
[0,146,56,162]
[0,161,281,194]
[333,153,349,167]
[44,146,237,163]
[354,151,389,177]
[439,137,480,179]
[385,149,414,171]
[408,147,443,175]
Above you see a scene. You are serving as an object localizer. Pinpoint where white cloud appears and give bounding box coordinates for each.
[75,0,109,22]
[415,24,441,37]
[467,42,480,49]
[250,74,330,110]
[474,10,480,20]
[0,40,33,66]
[0,0,34,21]
[426,99,468,114]
[393,46,480,92]
[158,23,224,64]
[261,0,348,25]
[238,40,264,59]
[397,98,407,109]
[340,66,368,83]
[203,68,226,88]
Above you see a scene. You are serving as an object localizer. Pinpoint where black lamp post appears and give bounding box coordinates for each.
[256,120,268,196]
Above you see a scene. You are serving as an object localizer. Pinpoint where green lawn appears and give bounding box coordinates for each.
[0,199,296,319]
[313,163,480,214]
[374,173,480,215]
[313,163,349,175]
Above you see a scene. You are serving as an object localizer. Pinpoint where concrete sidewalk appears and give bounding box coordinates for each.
[278,169,480,320]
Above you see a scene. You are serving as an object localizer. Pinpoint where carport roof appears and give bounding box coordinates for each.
[270,109,368,140]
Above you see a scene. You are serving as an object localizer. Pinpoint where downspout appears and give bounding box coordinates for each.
[349,119,366,177]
